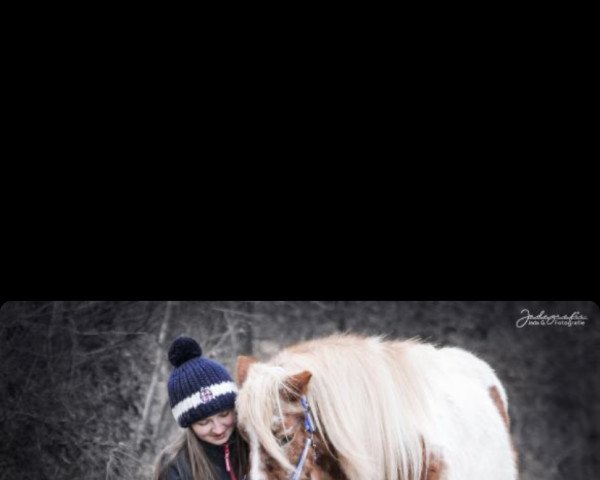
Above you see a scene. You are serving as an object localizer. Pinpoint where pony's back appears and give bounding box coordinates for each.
[424,346,517,479]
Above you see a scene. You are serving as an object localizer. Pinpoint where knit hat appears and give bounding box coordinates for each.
[167,336,237,428]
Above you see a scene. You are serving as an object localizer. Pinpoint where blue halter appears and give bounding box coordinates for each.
[290,395,317,480]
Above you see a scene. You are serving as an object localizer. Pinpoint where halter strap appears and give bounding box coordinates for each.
[290,438,313,480]
[301,396,316,434]
[290,395,317,480]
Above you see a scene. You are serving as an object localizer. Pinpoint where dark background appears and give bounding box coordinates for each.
[0,300,597,479]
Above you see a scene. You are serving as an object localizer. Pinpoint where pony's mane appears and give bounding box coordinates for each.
[236,333,437,480]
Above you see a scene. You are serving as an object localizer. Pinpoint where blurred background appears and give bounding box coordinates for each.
[0,300,597,479]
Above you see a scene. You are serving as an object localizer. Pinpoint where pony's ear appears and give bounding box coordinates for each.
[284,370,312,399]
[236,355,257,386]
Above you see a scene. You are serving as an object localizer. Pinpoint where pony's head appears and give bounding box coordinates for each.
[235,356,345,480]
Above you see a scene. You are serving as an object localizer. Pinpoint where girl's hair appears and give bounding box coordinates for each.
[153,429,217,480]
[153,428,248,480]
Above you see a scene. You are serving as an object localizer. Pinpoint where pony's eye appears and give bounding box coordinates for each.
[277,434,293,446]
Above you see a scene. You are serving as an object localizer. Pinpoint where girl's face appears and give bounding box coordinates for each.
[191,409,236,445]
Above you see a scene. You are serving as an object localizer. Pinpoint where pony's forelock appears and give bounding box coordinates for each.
[236,363,296,473]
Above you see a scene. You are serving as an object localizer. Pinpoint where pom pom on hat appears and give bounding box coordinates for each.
[168,336,203,367]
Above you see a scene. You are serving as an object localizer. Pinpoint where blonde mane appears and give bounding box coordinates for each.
[236,333,438,480]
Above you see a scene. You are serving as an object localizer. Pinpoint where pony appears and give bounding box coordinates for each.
[235,333,518,480]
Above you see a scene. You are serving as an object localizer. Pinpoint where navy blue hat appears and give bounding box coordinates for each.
[167,336,237,428]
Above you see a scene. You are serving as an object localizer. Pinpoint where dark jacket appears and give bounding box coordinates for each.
[166,430,247,480]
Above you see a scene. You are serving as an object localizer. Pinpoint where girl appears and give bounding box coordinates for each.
[153,336,248,480]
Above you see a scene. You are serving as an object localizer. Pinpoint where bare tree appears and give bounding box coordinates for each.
[136,301,174,449]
